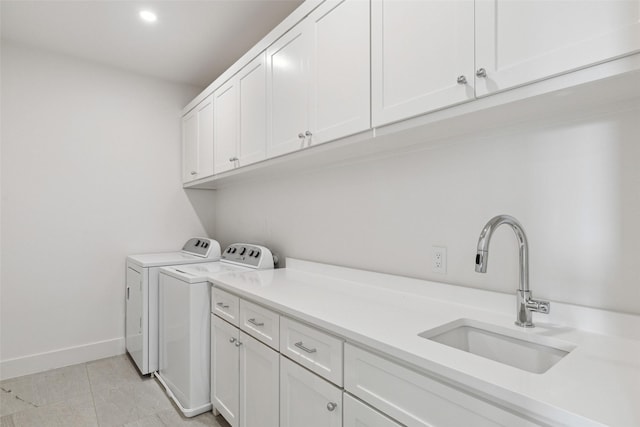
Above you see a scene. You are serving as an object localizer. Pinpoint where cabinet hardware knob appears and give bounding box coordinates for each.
[294,341,317,353]
[305,130,312,137]
[326,402,337,411]
[476,68,487,78]
[457,75,467,85]
[248,318,264,327]
[235,341,242,347]
[190,171,197,175]
[229,337,236,343]
[298,133,305,139]
[229,157,238,162]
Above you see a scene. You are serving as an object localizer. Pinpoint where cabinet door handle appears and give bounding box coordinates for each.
[326,402,337,411]
[229,157,238,162]
[476,68,487,78]
[235,341,242,347]
[126,287,130,300]
[248,318,264,327]
[457,75,467,85]
[294,341,317,353]
[298,132,305,139]
[229,337,236,343]
[304,130,312,137]
[190,171,197,175]
[216,302,230,309]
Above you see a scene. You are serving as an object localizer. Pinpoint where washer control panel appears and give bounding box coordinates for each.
[221,243,275,269]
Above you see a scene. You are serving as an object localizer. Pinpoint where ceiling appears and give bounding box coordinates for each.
[0,0,304,88]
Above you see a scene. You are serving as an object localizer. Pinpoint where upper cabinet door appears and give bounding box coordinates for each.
[266,23,310,158]
[475,0,640,96]
[372,0,475,127]
[196,95,214,177]
[213,80,239,174]
[238,53,268,167]
[182,110,198,183]
[308,0,371,146]
[182,95,214,183]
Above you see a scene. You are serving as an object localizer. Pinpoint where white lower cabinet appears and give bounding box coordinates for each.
[239,331,279,427]
[343,394,402,427]
[212,306,279,427]
[344,344,542,427]
[280,356,342,427]
[211,315,239,426]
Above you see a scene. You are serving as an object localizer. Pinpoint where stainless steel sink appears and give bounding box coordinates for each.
[419,319,575,374]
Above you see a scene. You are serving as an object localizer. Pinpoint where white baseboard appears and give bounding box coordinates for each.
[0,337,126,380]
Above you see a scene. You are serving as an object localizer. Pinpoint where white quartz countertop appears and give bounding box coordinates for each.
[208,258,640,426]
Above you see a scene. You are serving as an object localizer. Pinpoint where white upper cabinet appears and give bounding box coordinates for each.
[267,0,370,157]
[238,53,268,167]
[213,79,239,174]
[309,0,370,146]
[182,95,214,183]
[475,0,640,96]
[182,110,198,183]
[267,22,310,157]
[372,0,475,127]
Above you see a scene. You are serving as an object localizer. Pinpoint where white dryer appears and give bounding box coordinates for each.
[125,238,221,375]
[156,243,275,417]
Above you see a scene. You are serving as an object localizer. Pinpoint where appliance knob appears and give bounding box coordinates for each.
[254,251,260,258]
[240,247,247,255]
[248,250,254,256]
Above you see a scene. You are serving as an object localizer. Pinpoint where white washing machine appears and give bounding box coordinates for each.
[125,238,221,375]
[156,243,275,417]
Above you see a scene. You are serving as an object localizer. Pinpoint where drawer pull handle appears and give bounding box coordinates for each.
[294,341,317,354]
[248,318,264,327]
[216,302,230,309]
[326,402,337,411]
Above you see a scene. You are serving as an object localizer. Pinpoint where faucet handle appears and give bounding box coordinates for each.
[526,298,550,314]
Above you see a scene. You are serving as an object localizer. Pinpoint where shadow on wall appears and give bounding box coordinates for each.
[185,189,216,238]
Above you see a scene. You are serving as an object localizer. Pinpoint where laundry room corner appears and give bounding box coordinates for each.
[0,41,214,380]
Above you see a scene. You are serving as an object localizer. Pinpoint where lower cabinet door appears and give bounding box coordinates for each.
[212,315,239,427]
[239,331,279,427]
[343,394,402,427]
[280,356,342,427]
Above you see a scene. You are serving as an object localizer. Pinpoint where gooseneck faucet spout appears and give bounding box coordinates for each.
[475,215,550,327]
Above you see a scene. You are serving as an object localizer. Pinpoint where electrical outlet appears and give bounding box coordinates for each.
[432,246,447,273]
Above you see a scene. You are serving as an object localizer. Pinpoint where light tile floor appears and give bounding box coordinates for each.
[0,355,230,427]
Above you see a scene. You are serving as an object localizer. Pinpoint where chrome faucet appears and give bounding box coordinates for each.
[475,215,550,327]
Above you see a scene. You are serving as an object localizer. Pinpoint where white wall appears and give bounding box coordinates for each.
[214,99,640,315]
[0,42,216,378]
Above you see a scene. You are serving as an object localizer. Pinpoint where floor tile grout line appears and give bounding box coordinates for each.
[85,362,101,427]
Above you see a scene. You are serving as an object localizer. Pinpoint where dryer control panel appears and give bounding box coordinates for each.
[182,238,221,259]
[221,244,275,269]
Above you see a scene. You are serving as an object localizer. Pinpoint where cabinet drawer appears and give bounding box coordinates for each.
[344,344,543,427]
[280,317,343,386]
[343,393,402,427]
[240,299,280,351]
[212,287,240,326]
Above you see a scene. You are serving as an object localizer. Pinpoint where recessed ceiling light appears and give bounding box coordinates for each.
[139,10,157,23]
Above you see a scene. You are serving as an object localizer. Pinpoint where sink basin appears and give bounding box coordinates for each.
[419,319,575,374]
